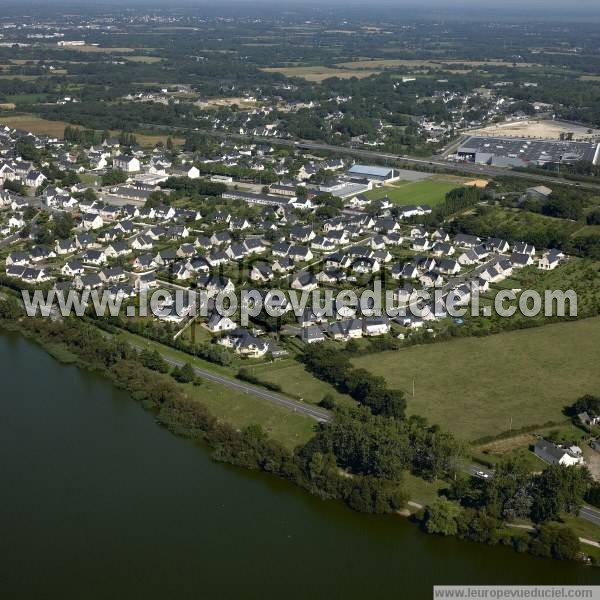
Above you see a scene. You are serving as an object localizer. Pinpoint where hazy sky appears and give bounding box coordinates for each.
[6,0,600,18]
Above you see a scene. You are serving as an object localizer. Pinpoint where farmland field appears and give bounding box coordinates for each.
[54,44,137,53]
[0,115,71,137]
[335,58,538,71]
[351,317,600,441]
[261,66,380,81]
[0,114,183,146]
[365,179,459,206]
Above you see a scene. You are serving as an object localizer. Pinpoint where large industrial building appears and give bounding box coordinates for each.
[456,136,600,168]
[346,164,400,183]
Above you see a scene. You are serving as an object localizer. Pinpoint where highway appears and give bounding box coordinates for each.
[139,123,600,192]
[128,340,332,423]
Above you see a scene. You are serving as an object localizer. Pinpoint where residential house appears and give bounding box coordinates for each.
[534,439,584,467]
[113,155,141,173]
[362,316,390,336]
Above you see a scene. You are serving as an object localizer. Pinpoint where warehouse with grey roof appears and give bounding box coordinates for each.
[456,136,600,167]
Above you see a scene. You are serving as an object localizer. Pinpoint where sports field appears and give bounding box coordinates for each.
[351,317,600,441]
[365,180,459,206]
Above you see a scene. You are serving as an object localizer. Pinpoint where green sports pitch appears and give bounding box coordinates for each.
[364,179,459,206]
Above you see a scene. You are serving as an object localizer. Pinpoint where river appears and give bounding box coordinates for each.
[0,331,598,599]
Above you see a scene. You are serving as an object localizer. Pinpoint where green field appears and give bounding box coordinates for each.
[352,317,600,441]
[247,360,355,407]
[365,180,459,206]
[185,380,316,450]
[114,330,316,449]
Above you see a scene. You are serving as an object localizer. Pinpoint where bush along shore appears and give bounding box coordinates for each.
[0,294,597,566]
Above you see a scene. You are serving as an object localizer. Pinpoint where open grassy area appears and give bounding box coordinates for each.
[402,473,445,506]
[261,66,380,82]
[124,55,162,63]
[0,114,70,137]
[112,329,316,449]
[365,179,459,206]
[335,58,538,71]
[184,380,316,450]
[55,44,137,54]
[247,360,355,407]
[0,114,183,147]
[352,317,600,441]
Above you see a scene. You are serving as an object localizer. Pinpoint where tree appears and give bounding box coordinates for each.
[172,362,199,385]
[0,295,23,320]
[82,188,97,202]
[530,522,580,560]
[423,498,462,536]
[319,393,336,410]
[15,140,40,162]
[568,394,600,418]
[53,213,74,240]
[101,168,127,186]
[145,190,170,208]
[3,179,25,194]
[483,457,533,520]
[139,348,169,374]
[585,482,600,509]
[531,465,590,523]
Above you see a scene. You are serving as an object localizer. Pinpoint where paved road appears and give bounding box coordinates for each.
[466,464,495,480]
[139,123,600,192]
[580,505,600,527]
[0,231,21,247]
[129,340,332,423]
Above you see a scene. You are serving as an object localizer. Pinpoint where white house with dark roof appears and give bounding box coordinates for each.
[534,439,584,467]
[113,155,141,173]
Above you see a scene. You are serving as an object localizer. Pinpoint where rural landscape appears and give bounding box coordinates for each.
[1,1,600,598]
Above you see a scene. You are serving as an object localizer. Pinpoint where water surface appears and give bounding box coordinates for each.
[0,332,598,599]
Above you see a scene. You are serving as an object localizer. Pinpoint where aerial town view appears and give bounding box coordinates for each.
[2,0,600,598]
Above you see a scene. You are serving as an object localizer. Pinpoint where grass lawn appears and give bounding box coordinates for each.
[402,472,445,506]
[365,180,459,206]
[352,317,600,441]
[184,381,316,450]
[112,330,316,448]
[124,56,162,63]
[473,446,549,473]
[79,172,101,186]
[5,93,48,105]
[247,360,355,407]
[115,329,237,376]
[559,514,600,545]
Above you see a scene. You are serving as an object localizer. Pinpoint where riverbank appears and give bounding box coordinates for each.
[3,330,598,598]
[1,311,598,567]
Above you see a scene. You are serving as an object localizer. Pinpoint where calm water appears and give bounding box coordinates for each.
[0,332,598,599]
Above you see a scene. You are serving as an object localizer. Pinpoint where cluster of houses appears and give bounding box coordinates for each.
[0,122,570,359]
